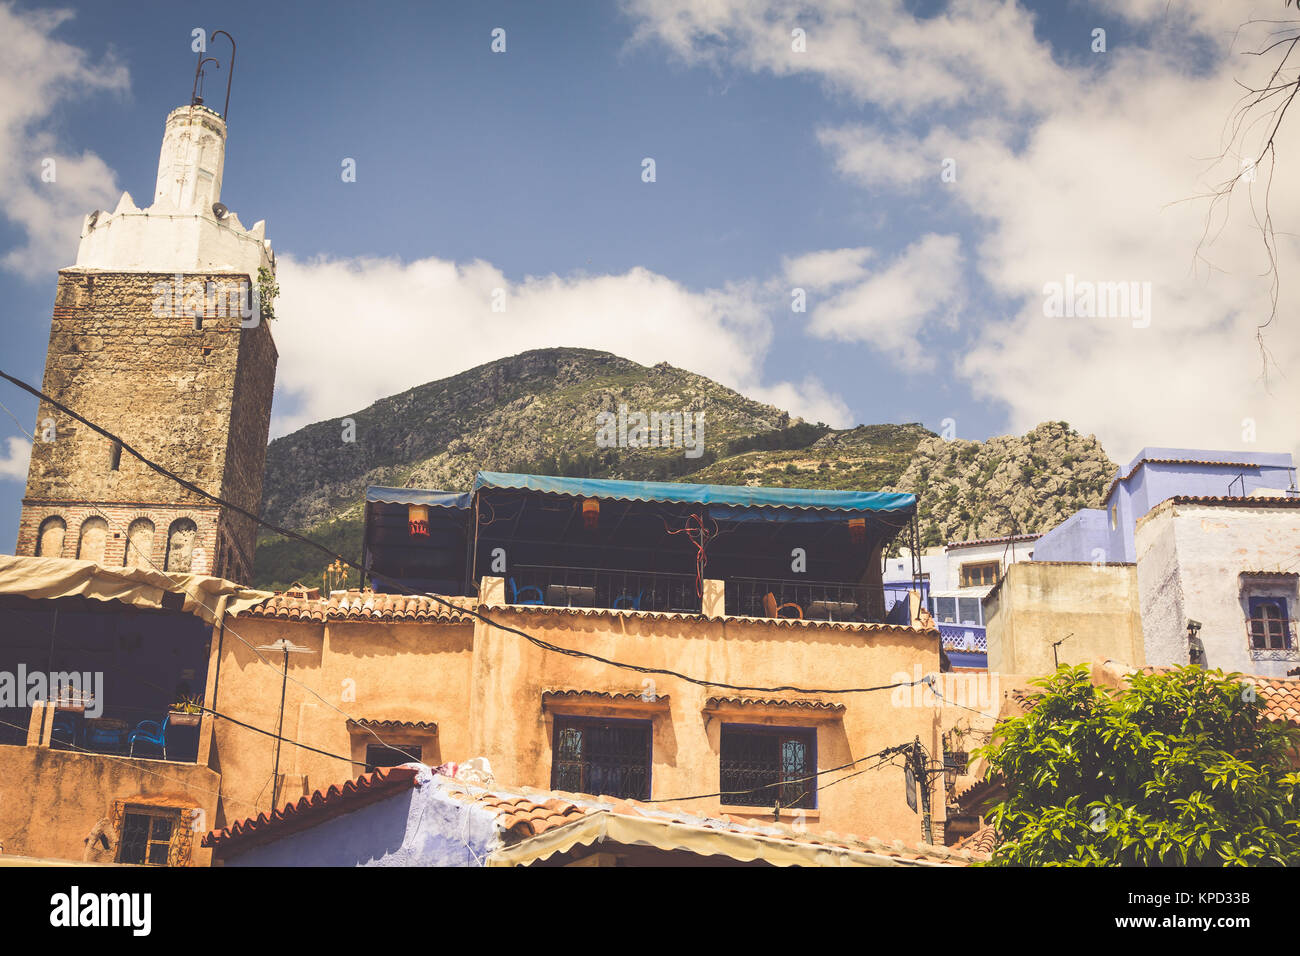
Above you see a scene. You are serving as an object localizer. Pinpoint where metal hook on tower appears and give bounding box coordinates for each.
[190,30,236,122]
[191,56,220,108]
[210,30,236,121]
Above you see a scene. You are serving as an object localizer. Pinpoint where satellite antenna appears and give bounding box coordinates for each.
[211,202,228,220]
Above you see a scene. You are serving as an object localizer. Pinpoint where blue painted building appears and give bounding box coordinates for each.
[1034,448,1298,563]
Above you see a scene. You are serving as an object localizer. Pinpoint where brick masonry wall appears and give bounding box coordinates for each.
[16,502,220,572]
[16,270,277,584]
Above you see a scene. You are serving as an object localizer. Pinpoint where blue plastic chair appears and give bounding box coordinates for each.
[613,589,644,611]
[129,714,171,759]
[51,712,79,749]
[85,723,127,753]
[508,578,544,605]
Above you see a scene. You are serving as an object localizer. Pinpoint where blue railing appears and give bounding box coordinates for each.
[938,623,987,653]
[508,565,702,613]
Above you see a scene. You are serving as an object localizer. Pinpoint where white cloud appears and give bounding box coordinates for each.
[782,246,873,288]
[623,0,1068,118]
[0,436,31,481]
[626,0,1300,461]
[803,234,963,368]
[270,254,854,435]
[0,3,128,278]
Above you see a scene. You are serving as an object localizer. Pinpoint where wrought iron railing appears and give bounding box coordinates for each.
[725,576,890,623]
[46,701,203,762]
[503,566,925,624]
[508,565,702,614]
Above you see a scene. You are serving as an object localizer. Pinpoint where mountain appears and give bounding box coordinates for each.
[252,348,1115,591]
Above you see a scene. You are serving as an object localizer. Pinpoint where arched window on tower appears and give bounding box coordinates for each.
[124,518,155,569]
[164,518,198,572]
[36,516,66,558]
[76,517,108,564]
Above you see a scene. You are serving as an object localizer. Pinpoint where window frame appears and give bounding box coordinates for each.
[718,723,818,811]
[959,561,1000,589]
[1247,596,1292,651]
[550,714,652,801]
[117,807,178,866]
[364,742,423,773]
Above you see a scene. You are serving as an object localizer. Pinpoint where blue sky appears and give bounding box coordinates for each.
[2,0,1298,547]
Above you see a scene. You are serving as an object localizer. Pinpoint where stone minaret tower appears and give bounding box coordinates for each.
[15,100,278,585]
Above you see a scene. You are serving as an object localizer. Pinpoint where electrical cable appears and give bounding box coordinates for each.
[642,743,910,804]
[0,368,934,697]
[0,394,427,779]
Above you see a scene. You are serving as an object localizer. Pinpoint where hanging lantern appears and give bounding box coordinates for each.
[582,498,600,530]
[408,504,430,537]
[848,517,866,546]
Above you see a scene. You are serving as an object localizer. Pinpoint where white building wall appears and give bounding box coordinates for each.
[1135,501,1300,678]
[926,538,1039,625]
[73,105,272,277]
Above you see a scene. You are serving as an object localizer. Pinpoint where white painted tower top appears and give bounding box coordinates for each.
[73,103,273,276]
[153,104,227,213]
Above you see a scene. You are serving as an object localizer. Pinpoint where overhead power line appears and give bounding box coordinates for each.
[0,368,939,698]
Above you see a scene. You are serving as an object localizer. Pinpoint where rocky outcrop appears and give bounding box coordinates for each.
[253,351,1115,590]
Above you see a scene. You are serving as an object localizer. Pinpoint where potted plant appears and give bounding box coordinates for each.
[168,695,204,727]
[52,683,91,713]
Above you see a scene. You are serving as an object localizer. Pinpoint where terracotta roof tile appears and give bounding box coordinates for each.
[202,765,420,850]
[346,719,438,734]
[205,766,987,865]
[945,533,1041,549]
[441,780,985,865]
[1103,458,1274,500]
[236,589,473,624]
[541,690,670,707]
[953,824,998,854]
[494,602,936,635]
[1132,667,1300,726]
[704,696,846,713]
[1166,495,1300,508]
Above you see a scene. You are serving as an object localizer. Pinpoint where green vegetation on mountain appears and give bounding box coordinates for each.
[252,348,1115,591]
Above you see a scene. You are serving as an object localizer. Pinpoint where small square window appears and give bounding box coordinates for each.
[932,596,956,623]
[1247,597,1291,651]
[117,809,176,865]
[551,716,651,800]
[960,561,999,588]
[365,743,421,773]
[719,725,817,810]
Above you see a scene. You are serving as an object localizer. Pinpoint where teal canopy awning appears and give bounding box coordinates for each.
[470,471,915,515]
[366,486,471,510]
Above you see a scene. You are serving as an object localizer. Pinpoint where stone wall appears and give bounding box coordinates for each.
[17,269,277,584]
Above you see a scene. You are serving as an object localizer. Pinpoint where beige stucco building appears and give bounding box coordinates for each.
[0,556,957,865]
[984,561,1145,675]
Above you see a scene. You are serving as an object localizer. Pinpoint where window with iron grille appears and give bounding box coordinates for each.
[719,725,816,810]
[1247,597,1291,651]
[551,717,651,800]
[365,743,421,773]
[118,809,175,865]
